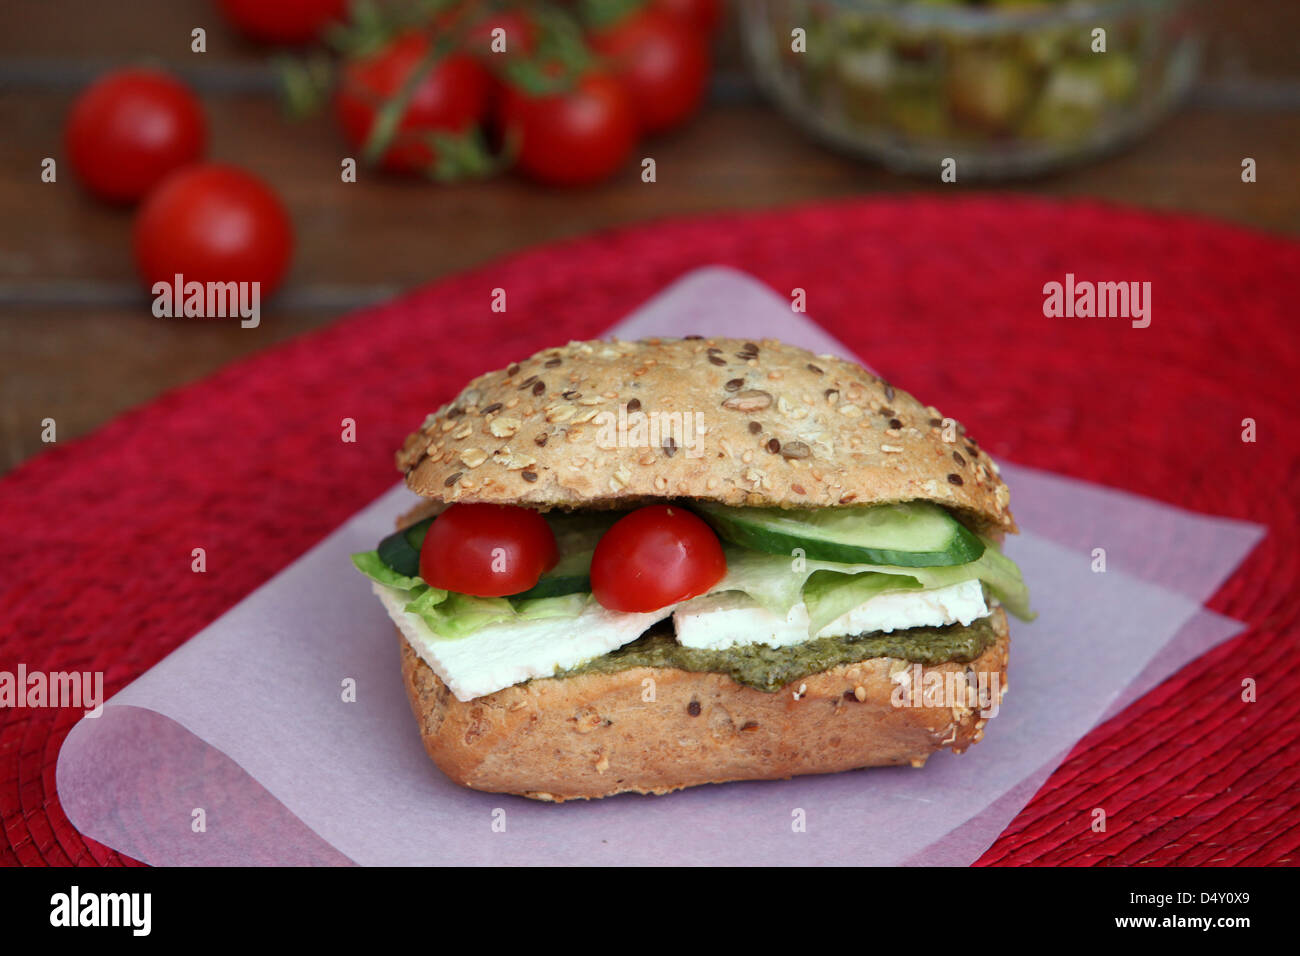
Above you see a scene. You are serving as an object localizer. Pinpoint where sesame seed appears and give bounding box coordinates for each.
[791,483,807,495]
[889,418,902,430]
[662,436,677,458]
[880,407,895,418]
[532,381,545,396]
[481,402,502,415]
[561,390,580,399]
[824,389,839,403]
[884,384,896,402]
[517,375,537,390]
[687,700,701,717]
[626,397,641,412]
[534,433,549,446]
[947,473,964,485]
[544,357,562,368]
[684,334,703,340]
[443,472,462,487]
[446,407,465,419]
[929,417,942,427]
[744,342,759,352]
[521,470,538,482]
[748,421,762,434]
[781,441,811,460]
[708,354,726,366]
[506,363,520,376]
[766,438,781,454]
[806,363,823,375]
[724,378,744,391]
[953,451,966,466]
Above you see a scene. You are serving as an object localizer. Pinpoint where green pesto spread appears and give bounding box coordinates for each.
[557,616,1000,693]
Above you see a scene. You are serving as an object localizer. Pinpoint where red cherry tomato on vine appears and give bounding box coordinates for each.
[420,503,559,597]
[65,69,206,204]
[589,10,709,134]
[133,164,294,299]
[335,32,491,175]
[499,70,638,186]
[216,0,348,45]
[651,0,725,34]
[590,506,726,613]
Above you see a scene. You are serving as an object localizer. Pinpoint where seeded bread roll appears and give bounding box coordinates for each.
[398,338,1016,534]
[399,609,1010,802]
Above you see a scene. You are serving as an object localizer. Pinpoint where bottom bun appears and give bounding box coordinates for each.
[399,608,1009,802]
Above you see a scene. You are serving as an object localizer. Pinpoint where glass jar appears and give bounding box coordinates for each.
[740,0,1201,178]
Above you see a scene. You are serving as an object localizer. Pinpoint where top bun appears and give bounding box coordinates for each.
[398,338,1016,534]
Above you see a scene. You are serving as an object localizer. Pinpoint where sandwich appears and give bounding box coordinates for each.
[351,337,1031,801]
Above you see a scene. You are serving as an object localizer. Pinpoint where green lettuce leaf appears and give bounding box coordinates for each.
[351,551,426,591]
[406,591,510,639]
[514,592,592,620]
[712,540,1033,622]
[802,571,924,636]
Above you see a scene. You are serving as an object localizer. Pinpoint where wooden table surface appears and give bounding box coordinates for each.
[2,0,1297,473]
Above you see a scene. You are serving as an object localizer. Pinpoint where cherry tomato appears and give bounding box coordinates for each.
[589,9,709,134]
[133,164,294,299]
[590,506,726,613]
[651,0,725,34]
[420,503,559,597]
[499,70,638,186]
[216,0,347,45]
[335,32,491,175]
[65,69,206,204]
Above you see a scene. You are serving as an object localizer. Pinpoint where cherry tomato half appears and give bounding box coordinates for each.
[590,506,726,613]
[133,164,294,299]
[65,68,207,203]
[420,503,559,597]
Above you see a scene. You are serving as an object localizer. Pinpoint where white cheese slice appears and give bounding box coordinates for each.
[372,583,673,702]
[673,579,989,652]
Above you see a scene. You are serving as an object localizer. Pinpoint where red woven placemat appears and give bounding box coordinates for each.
[2,196,1297,866]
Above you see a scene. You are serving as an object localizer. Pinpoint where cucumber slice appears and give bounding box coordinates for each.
[507,511,619,602]
[377,516,434,578]
[509,550,592,601]
[694,501,985,567]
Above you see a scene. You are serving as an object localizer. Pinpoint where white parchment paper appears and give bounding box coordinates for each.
[57,268,1264,866]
